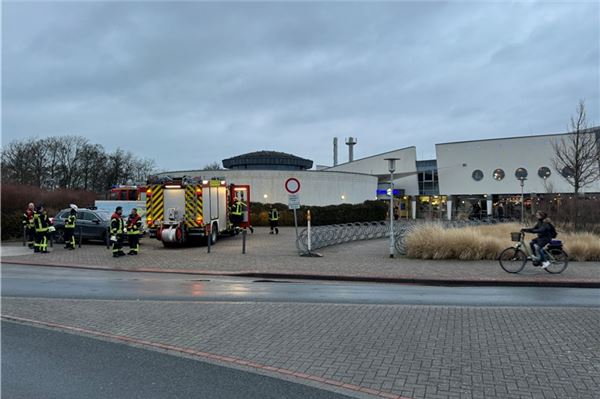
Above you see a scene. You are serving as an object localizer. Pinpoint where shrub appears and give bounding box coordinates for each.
[249,200,388,227]
[405,222,600,261]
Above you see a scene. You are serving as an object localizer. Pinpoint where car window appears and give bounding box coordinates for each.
[96,211,111,221]
[76,211,85,220]
[83,211,98,221]
[56,211,69,219]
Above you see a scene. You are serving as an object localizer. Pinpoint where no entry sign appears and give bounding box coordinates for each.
[284,178,301,194]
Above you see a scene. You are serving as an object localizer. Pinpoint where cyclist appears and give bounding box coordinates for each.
[521,211,555,269]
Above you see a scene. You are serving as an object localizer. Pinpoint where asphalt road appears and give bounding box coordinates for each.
[2,263,599,306]
[2,321,352,399]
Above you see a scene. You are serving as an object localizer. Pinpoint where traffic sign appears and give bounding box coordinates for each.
[288,193,301,209]
[284,178,301,194]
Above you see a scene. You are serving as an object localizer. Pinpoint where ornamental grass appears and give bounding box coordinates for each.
[404,222,600,261]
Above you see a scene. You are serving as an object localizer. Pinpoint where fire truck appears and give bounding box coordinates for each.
[145,176,251,247]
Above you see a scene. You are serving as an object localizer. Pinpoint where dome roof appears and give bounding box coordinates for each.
[222,151,313,170]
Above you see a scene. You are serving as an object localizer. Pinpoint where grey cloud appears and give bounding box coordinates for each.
[3,1,598,170]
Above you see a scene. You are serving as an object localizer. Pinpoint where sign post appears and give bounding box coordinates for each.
[285,178,301,247]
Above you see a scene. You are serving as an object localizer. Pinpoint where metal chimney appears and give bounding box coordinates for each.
[345,137,357,162]
[333,137,338,166]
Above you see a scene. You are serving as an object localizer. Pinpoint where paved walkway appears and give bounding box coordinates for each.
[2,227,599,286]
[3,298,598,399]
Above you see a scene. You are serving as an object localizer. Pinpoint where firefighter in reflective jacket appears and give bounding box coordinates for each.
[64,208,77,250]
[126,208,142,255]
[22,202,36,248]
[229,198,243,227]
[33,204,51,253]
[268,206,279,235]
[110,206,126,257]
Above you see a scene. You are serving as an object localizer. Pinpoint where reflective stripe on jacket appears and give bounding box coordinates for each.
[110,215,124,234]
[126,215,142,234]
[33,212,49,232]
[268,209,279,221]
[65,215,76,229]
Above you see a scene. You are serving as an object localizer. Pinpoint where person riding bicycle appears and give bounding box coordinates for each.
[521,211,555,269]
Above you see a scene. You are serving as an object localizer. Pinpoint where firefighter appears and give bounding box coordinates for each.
[64,207,77,250]
[110,206,126,257]
[22,202,36,248]
[268,205,279,235]
[126,208,142,255]
[33,204,51,253]
[229,198,243,228]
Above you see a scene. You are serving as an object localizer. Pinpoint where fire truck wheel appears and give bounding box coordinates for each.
[210,223,218,245]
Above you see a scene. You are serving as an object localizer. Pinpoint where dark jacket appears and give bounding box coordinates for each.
[522,220,553,241]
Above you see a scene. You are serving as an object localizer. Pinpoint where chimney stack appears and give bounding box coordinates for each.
[345,137,357,162]
[333,137,338,166]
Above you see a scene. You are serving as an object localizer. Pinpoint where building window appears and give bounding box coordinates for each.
[515,167,528,180]
[493,169,505,181]
[561,166,574,178]
[538,166,551,179]
[472,169,484,181]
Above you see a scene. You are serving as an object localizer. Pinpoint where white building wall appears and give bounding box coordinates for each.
[324,147,420,195]
[159,170,378,206]
[436,133,600,195]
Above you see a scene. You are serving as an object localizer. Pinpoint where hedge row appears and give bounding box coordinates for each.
[1,184,96,240]
[249,200,388,227]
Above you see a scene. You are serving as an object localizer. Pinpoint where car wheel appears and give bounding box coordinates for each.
[54,228,65,244]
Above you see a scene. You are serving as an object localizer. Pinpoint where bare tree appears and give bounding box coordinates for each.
[552,100,600,194]
[203,161,223,170]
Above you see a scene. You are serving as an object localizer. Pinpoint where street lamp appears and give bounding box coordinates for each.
[384,158,399,258]
[515,168,528,224]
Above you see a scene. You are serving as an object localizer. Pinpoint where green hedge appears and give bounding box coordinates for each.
[249,200,388,227]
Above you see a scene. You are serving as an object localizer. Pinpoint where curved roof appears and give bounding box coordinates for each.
[222,151,313,170]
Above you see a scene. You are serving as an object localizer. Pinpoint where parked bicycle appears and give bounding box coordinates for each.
[498,231,568,274]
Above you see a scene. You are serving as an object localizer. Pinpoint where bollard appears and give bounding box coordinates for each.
[242,228,246,254]
[78,227,83,248]
[106,227,110,249]
[207,224,211,254]
[23,226,26,247]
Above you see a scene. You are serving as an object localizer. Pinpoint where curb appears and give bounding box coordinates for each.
[2,259,600,288]
[2,315,412,399]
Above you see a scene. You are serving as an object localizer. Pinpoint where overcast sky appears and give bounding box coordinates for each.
[3,1,599,171]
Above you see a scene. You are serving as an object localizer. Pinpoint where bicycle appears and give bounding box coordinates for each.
[498,231,569,274]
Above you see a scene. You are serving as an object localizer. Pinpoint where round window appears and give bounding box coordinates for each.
[472,169,484,181]
[493,169,505,181]
[538,166,551,179]
[515,167,528,180]
[561,166,574,178]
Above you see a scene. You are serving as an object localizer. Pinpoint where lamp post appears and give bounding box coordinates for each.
[515,167,528,224]
[384,158,399,258]
[518,178,527,223]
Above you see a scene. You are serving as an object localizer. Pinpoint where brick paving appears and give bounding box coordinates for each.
[2,227,599,285]
[2,298,599,399]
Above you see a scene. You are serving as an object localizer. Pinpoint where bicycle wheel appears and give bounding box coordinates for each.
[544,248,569,274]
[498,247,527,273]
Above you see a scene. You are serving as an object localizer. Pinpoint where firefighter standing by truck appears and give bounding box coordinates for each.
[33,204,53,253]
[64,206,77,250]
[110,206,126,257]
[22,202,36,248]
[126,208,142,255]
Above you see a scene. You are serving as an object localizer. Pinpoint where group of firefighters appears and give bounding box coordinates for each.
[21,203,143,257]
[22,201,281,256]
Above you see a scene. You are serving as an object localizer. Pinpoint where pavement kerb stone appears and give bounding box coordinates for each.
[2,259,599,288]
